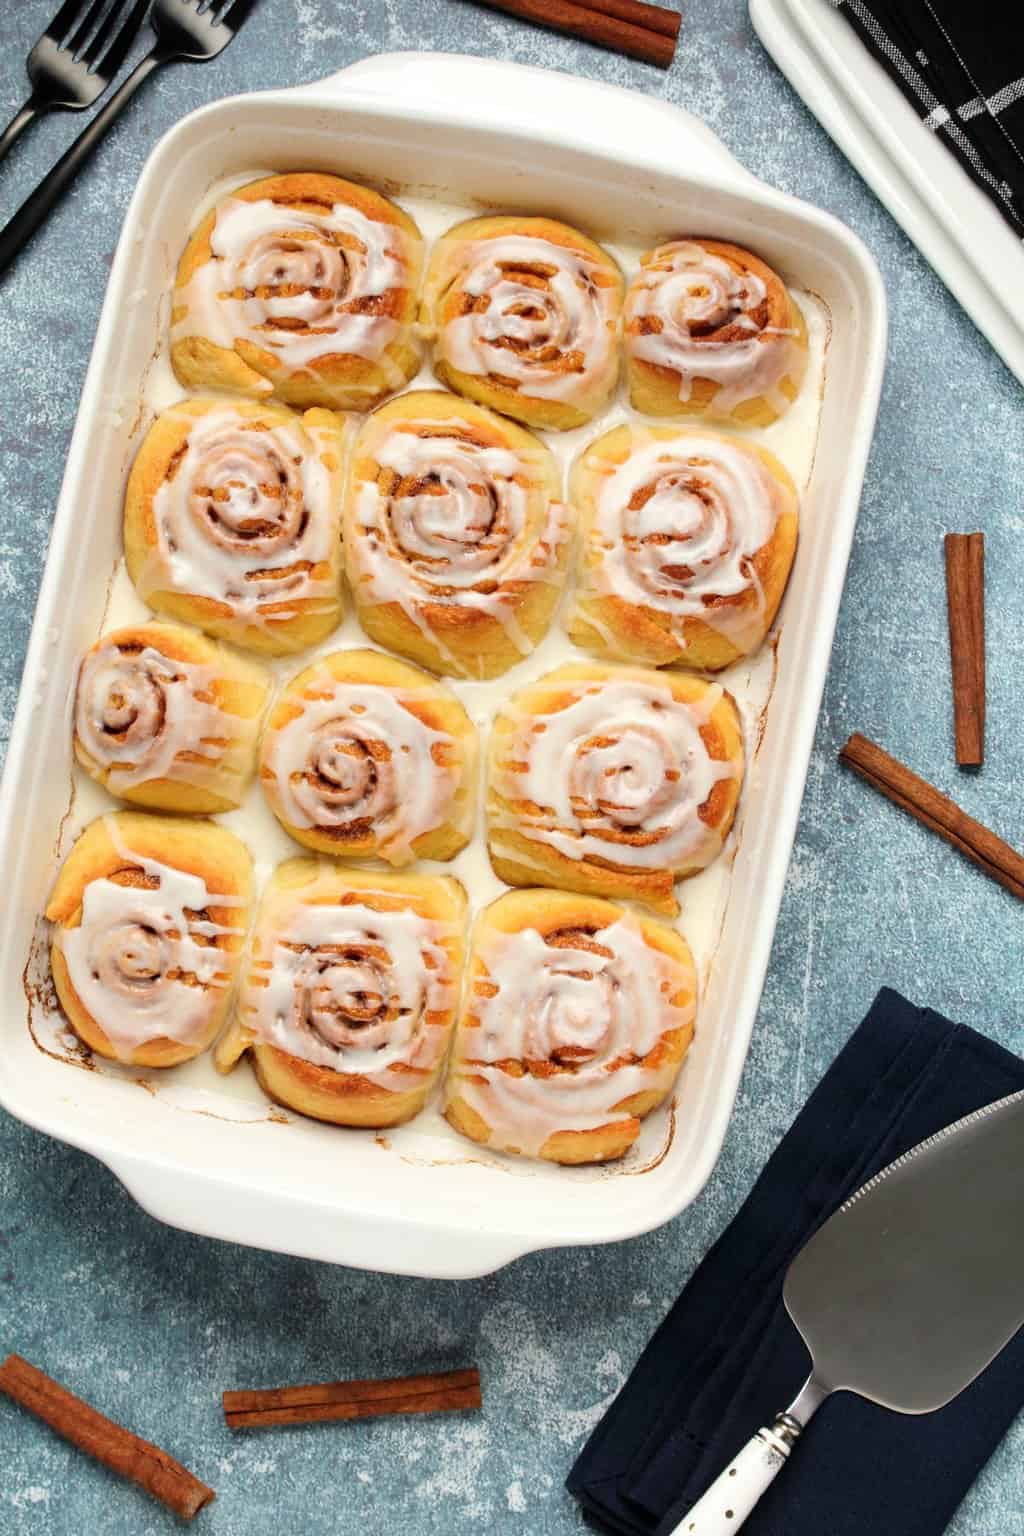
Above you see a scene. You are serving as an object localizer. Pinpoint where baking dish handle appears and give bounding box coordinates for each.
[289,51,756,186]
[104,1151,543,1279]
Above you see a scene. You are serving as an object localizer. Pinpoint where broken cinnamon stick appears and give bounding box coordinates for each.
[944,532,985,766]
[839,733,1024,901]
[224,1367,482,1431]
[0,1354,214,1521]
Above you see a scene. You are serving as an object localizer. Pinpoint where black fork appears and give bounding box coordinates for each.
[0,0,153,164]
[0,0,261,276]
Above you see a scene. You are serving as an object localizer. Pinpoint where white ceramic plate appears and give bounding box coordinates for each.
[0,53,885,1278]
[752,0,1024,387]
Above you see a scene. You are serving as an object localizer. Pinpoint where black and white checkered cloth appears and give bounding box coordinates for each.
[833,0,1024,238]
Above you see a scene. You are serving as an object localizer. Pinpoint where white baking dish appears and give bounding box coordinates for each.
[0,53,885,1279]
[751,0,1024,388]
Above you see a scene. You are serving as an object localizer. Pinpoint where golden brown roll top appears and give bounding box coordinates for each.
[488,661,744,916]
[216,861,466,1128]
[624,239,808,425]
[444,888,696,1164]
[46,812,253,1068]
[567,424,799,671]
[259,648,478,865]
[123,396,348,656]
[73,623,271,814]
[171,173,424,412]
[343,389,573,678]
[422,215,624,431]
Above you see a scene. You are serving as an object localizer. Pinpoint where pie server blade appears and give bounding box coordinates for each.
[671,1089,1024,1533]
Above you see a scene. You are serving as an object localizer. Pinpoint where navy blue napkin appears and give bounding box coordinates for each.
[568,988,1024,1536]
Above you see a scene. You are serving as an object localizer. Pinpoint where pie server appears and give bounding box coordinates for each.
[672,1088,1024,1534]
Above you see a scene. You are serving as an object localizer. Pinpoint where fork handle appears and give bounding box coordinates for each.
[0,52,162,276]
[0,97,42,167]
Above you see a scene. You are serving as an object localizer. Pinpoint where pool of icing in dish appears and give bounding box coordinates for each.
[29,174,830,1179]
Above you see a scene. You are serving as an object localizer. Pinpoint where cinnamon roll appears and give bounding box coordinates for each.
[171,173,424,411]
[422,216,624,431]
[46,812,252,1068]
[566,424,799,671]
[216,861,466,1128]
[124,396,347,656]
[488,661,743,916]
[74,623,271,814]
[624,239,808,425]
[260,648,478,865]
[444,888,696,1164]
[343,389,572,679]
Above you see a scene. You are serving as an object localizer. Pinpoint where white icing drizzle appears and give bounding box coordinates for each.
[349,419,571,677]
[137,406,337,625]
[436,235,618,404]
[491,677,738,872]
[239,891,457,1087]
[58,824,246,1058]
[584,432,787,652]
[262,676,459,865]
[174,194,414,369]
[450,916,694,1157]
[625,241,801,412]
[75,641,240,796]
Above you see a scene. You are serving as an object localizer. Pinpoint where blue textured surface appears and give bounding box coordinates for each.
[1,2,1022,1532]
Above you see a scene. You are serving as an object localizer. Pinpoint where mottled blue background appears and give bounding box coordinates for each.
[1,1,1022,1531]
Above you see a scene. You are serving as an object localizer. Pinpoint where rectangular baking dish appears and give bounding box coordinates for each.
[0,52,886,1279]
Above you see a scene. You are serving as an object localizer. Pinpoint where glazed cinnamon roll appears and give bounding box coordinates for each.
[124,397,347,656]
[216,861,466,1128]
[74,623,271,814]
[422,216,624,431]
[171,173,424,411]
[566,425,799,671]
[624,240,808,425]
[260,648,478,864]
[46,812,252,1068]
[444,888,696,1164]
[343,390,572,679]
[488,661,744,916]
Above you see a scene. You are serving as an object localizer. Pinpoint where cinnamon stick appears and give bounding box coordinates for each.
[839,733,1024,901]
[0,1354,214,1521]
[565,0,680,38]
[473,0,678,67]
[944,532,985,766]
[224,1367,482,1431]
